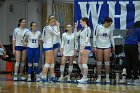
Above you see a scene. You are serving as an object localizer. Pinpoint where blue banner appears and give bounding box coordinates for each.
[74,0,140,29]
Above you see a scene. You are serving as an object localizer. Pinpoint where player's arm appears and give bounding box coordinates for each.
[74,21,81,38]
[93,24,99,52]
[81,27,91,50]
[38,32,42,46]
[74,37,78,50]
[23,30,29,46]
[49,22,60,36]
[93,25,99,48]
[60,33,65,53]
[41,27,46,41]
[48,27,60,36]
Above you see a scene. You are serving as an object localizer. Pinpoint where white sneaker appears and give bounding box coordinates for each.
[20,76,26,81]
[36,78,40,82]
[27,77,31,82]
[36,77,40,82]
[13,75,18,81]
[67,77,71,82]
[106,78,110,83]
[122,68,126,75]
[65,75,71,82]
[59,76,64,82]
[77,77,88,84]
[95,78,101,83]
[35,75,40,82]
[40,75,47,83]
[127,79,133,85]
[119,79,126,84]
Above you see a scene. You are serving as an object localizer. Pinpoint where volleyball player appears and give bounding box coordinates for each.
[13,18,29,81]
[93,17,115,83]
[24,22,41,82]
[59,24,78,82]
[74,17,92,84]
[49,15,61,62]
[41,17,60,83]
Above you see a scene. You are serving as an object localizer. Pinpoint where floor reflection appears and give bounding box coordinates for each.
[0,79,140,93]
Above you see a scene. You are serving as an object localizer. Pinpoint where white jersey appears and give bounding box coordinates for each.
[0,48,4,56]
[61,32,78,56]
[13,28,29,46]
[51,26,61,44]
[42,26,60,48]
[75,26,91,50]
[25,31,41,48]
[93,24,115,48]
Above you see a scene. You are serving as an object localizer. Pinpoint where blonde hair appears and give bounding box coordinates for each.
[47,17,56,24]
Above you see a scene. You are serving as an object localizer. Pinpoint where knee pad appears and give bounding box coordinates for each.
[34,63,39,74]
[97,61,102,67]
[50,64,55,68]
[60,65,65,72]
[69,65,73,72]
[34,63,39,67]
[105,61,110,67]
[15,62,20,67]
[82,64,88,69]
[28,63,32,67]
[20,62,25,67]
[44,63,50,68]
[78,64,82,69]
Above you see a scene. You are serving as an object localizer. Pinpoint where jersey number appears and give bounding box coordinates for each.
[103,33,107,36]
[67,40,70,44]
[32,39,37,43]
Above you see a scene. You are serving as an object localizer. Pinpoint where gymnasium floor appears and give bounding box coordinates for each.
[0,74,140,93]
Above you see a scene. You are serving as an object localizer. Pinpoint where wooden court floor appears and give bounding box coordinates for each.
[0,74,140,93]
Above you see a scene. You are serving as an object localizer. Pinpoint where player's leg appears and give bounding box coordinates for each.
[96,48,103,83]
[34,48,40,82]
[77,49,90,84]
[13,49,21,80]
[49,50,57,82]
[67,56,74,81]
[54,47,59,63]
[20,49,27,80]
[41,49,52,82]
[78,51,83,75]
[59,55,67,82]
[27,48,33,82]
[104,48,111,83]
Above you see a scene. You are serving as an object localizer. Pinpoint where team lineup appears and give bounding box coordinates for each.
[11,15,115,84]
[1,15,138,85]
